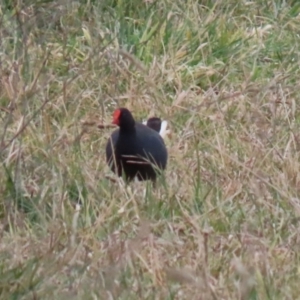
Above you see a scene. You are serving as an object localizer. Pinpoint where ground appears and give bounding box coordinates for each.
[0,1,300,299]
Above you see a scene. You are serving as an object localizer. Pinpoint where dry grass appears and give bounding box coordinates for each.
[1,0,300,299]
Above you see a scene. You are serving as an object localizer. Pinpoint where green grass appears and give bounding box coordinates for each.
[1,0,300,298]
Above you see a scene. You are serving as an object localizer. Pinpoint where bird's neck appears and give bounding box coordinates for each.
[119,125,136,134]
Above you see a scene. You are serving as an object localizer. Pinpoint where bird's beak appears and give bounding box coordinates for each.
[112,117,119,125]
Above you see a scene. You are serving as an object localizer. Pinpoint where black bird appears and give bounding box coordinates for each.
[144,117,169,138]
[106,108,168,182]
[146,117,162,133]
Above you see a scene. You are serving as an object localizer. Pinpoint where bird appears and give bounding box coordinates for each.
[143,117,169,139]
[105,108,168,182]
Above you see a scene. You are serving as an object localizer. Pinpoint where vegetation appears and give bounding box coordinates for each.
[1,0,300,298]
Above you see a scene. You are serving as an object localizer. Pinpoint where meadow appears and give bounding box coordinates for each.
[0,0,300,299]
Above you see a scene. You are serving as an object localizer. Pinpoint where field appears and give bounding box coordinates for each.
[1,0,300,299]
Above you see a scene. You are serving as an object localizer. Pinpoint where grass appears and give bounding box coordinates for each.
[1,0,300,298]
